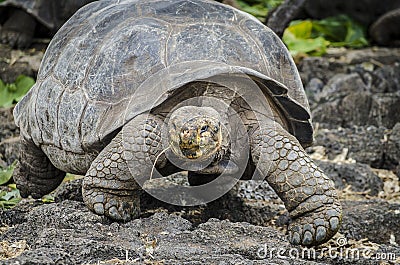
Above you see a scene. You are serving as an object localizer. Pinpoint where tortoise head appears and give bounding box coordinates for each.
[168,106,222,160]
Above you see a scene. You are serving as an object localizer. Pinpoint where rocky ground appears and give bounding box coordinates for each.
[0,43,399,265]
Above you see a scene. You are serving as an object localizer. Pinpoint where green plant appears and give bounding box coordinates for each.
[0,184,21,209]
[0,162,21,209]
[236,0,284,20]
[0,161,16,185]
[283,15,369,58]
[0,75,35,108]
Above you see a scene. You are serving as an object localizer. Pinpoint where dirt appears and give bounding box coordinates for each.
[0,44,400,264]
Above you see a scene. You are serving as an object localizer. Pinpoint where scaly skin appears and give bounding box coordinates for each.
[82,114,166,221]
[251,121,341,246]
[14,138,65,199]
[0,9,36,48]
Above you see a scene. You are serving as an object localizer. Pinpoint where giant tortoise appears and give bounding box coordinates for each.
[13,0,342,246]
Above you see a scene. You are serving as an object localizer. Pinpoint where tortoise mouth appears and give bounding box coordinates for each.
[180,143,200,150]
[179,142,221,159]
[181,146,201,159]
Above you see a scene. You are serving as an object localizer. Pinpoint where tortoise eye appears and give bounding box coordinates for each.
[200,125,209,133]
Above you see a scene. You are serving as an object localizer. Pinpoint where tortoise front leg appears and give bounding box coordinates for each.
[14,138,66,198]
[82,114,167,221]
[0,9,36,48]
[250,123,342,246]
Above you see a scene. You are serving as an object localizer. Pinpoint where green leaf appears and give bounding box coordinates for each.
[0,161,16,185]
[283,20,329,57]
[236,0,284,20]
[287,20,313,39]
[1,188,19,201]
[0,185,21,209]
[41,194,55,203]
[0,80,15,108]
[238,3,269,19]
[312,15,369,48]
[14,75,35,102]
[0,197,22,209]
[7,183,17,189]
[0,75,35,107]
[283,15,369,57]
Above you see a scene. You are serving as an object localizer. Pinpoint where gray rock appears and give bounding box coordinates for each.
[304,77,325,103]
[340,200,400,244]
[52,178,83,202]
[0,107,19,165]
[316,161,384,195]
[1,198,399,265]
[371,63,400,93]
[3,248,72,265]
[301,49,400,129]
[298,49,400,85]
[299,57,345,85]
[387,123,400,169]
[315,73,370,103]
[313,125,399,170]
[344,48,400,65]
[309,71,400,128]
[0,200,315,264]
[370,93,400,128]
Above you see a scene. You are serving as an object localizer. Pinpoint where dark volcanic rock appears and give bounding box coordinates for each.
[0,107,19,165]
[371,63,400,93]
[298,49,400,86]
[316,161,384,195]
[308,71,400,128]
[302,50,400,129]
[313,125,399,170]
[3,199,398,265]
[340,200,400,244]
[312,91,400,128]
[299,56,345,85]
[1,198,399,265]
[53,178,83,202]
[387,123,400,170]
[0,200,319,265]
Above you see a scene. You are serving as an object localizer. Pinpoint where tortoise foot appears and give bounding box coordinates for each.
[82,187,140,221]
[1,9,36,48]
[14,163,65,199]
[288,202,341,246]
[13,138,65,199]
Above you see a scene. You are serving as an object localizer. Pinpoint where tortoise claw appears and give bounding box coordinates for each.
[83,187,140,221]
[288,203,342,246]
